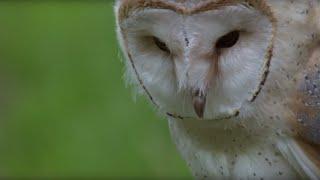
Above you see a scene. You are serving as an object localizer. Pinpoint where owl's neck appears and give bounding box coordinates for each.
[168,118,300,179]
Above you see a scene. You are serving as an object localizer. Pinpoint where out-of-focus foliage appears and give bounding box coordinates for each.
[0,1,191,178]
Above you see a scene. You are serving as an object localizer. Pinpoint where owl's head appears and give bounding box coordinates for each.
[116,0,320,121]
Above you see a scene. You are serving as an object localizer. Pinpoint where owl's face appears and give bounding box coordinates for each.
[116,0,316,121]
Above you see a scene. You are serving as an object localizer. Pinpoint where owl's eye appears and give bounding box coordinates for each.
[153,37,170,53]
[216,30,240,49]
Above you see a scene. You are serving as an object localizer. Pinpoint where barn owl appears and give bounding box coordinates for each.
[115,0,320,179]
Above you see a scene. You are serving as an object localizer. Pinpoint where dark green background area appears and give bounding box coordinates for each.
[0,1,191,178]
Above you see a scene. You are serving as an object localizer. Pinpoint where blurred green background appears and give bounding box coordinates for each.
[0,1,191,178]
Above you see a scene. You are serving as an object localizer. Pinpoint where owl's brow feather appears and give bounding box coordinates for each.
[118,0,276,24]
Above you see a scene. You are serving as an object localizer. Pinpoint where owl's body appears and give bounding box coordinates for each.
[115,0,320,179]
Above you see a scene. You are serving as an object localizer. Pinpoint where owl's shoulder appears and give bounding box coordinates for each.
[291,48,320,144]
[289,47,320,175]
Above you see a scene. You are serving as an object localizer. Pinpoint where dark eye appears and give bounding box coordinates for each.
[153,37,170,53]
[216,30,240,49]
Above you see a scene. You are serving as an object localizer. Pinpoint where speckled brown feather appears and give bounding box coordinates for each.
[290,47,320,170]
[295,138,320,170]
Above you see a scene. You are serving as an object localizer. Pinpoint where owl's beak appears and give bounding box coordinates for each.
[192,89,206,119]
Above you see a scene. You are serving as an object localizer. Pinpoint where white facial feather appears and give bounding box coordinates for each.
[120,5,273,119]
[116,0,320,179]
